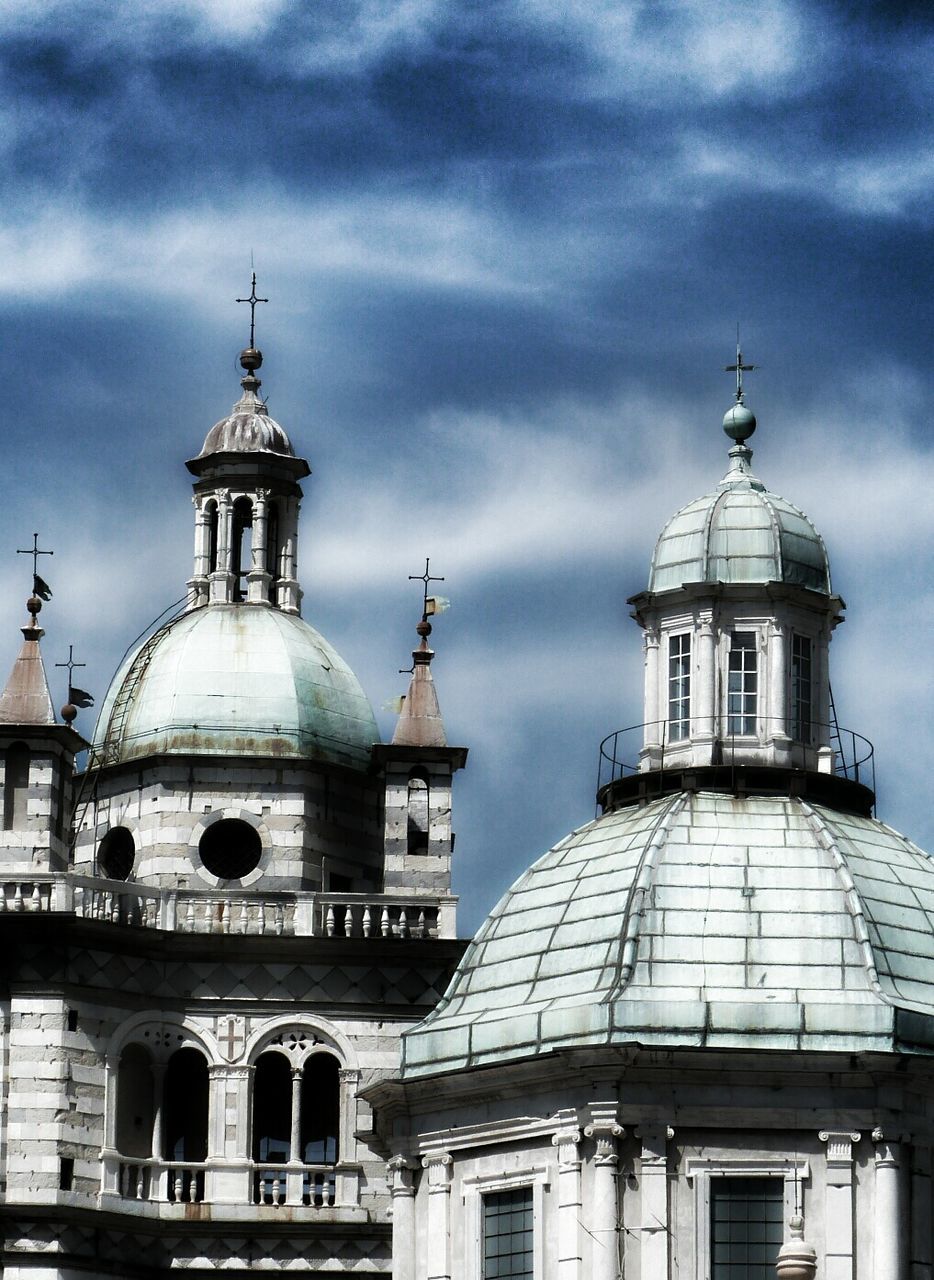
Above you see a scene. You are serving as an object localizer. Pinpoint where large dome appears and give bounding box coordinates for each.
[401,791,934,1077]
[649,445,831,594]
[93,604,379,770]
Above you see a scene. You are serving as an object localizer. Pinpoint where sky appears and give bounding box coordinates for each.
[0,0,932,933]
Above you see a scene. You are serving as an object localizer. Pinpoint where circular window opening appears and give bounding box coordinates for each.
[199,818,262,880]
[98,827,135,880]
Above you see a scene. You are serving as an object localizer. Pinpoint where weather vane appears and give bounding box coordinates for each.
[55,645,94,710]
[236,270,268,349]
[408,557,445,622]
[17,533,53,599]
[724,326,757,403]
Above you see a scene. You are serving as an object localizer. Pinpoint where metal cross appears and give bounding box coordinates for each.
[408,557,445,621]
[236,271,268,349]
[17,532,53,577]
[55,645,86,686]
[724,327,757,402]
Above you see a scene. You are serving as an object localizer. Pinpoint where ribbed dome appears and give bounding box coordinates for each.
[198,385,294,458]
[93,604,379,769]
[402,792,934,1078]
[649,445,831,594]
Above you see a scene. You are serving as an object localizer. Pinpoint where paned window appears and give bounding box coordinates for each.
[791,634,812,744]
[668,633,691,742]
[711,1177,783,1278]
[483,1186,533,1279]
[727,632,757,736]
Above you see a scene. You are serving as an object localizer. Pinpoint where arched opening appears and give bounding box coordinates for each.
[301,1053,340,1164]
[407,769,430,856]
[266,501,280,604]
[199,817,262,880]
[230,496,253,602]
[252,1051,292,1205]
[99,826,135,880]
[162,1047,208,1203]
[3,742,29,830]
[115,1043,154,1158]
[206,501,219,574]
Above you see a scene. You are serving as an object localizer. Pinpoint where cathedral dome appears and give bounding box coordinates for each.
[401,792,934,1078]
[92,604,379,770]
[198,385,295,458]
[648,444,831,594]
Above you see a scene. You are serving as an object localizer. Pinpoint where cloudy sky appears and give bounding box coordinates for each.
[0,0,932,932]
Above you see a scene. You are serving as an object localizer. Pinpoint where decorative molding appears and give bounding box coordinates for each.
[552,1127,582,1168]
[422,1151,453,1191]
[584,1106,624,1167]
[387,1155,416,1197]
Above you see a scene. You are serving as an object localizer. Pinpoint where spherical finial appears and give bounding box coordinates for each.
[240,346,263,373]
[723,401,757,443]
[61,703,77,725]
[416,619,432,638]
[27,594,42,618]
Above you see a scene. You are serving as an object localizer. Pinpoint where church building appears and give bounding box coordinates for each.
[1,316,934,1280]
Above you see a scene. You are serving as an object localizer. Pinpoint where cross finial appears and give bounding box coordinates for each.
[724,326,757,403]
[236,270,269,349]
[55,644,85,684]
[408,557,445,622]
[17,532,53,588]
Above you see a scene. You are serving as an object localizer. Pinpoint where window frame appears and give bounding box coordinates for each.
[463,1166,548,1280]
[791,633,813,745]
[685,1156,808,1280]
[667,631,692,743]
[726,630,759,737]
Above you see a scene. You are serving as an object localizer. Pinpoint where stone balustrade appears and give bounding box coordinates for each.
[104,1155,341,1210]
[0,875,457,939]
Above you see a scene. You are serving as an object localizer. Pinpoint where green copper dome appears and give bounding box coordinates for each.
[401,792,934,1078]
[649,444,831,595]
[93,604,379,769]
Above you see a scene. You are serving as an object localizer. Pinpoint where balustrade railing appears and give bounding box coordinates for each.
[116,1158,204,1204]
[108,1157,336,1208]
[253,1164,336,1208]
[0,877,455,939]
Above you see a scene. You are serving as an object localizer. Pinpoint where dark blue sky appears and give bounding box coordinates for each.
[1,1,932,931]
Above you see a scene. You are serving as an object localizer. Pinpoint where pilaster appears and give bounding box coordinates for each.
[818,1129,860,1280]
[552,1125,582,1280]
[873,1128,907,1280]
[584,1105,623,1280]
[637,1125,672,1280]
[423,1151,453,1280]
[388,1155,417,1280]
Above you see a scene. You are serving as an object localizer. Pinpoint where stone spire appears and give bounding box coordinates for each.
[0,593,56,726]
[392,619,447,748]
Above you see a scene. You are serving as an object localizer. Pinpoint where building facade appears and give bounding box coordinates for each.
[369,384,934,1280]
[0,339,467,1278]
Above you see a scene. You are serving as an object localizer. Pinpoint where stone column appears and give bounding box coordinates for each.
[552,1126,583,1280]
[643,628,660,758]
[388,1155,417,1280]
[819,1130,860,1280]
[423,1152,453,1280]
[584,1107,624,1280]
[873,1129,907,1280]
[276,497,301,613]
[151,1062,167,1160]
[637,1126,671,1280]
[288,1067,303,1163]
[210,491,234,603]
[188,497,210,607]
[769,622,791,762]
[247,490,273,603]
[104,1053,119,1151]
[695,615,716,760]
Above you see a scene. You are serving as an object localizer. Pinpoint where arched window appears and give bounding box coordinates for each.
[206,501,219,574]
[99,826,135,880]
[231,496,253,602]
[301,1053,340,1164]
[407,769,430,856]
[3,742,29,830]
[115,1044,154,1158]
[252,1052,291,1165]
[266,501,280,604]
[162,1047,208,1192]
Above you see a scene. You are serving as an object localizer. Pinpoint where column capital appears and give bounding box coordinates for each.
[338,1067,361,1083]
[422,1151,453,1190]
[585,1104,624,1166]
[387,1155,416,1196]
[819,1130,861,1164]
[872,1128,904,1165]
[552,1127,582,1167]
[636,1125,673,1165]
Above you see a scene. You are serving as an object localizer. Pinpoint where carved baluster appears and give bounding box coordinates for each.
[418,909,426,938]
[31,884,41,911]
[399,908,408,938]
[136,1165,145,1199]
[174,1170,184,1202]
[326,905,336,937]
[380,906,390,937]
[362,904,372,937]
[223,899,231,933]
[186,899,195,931]
[344,905,353,937]
[275,903,284,936]
[14,883,26,911]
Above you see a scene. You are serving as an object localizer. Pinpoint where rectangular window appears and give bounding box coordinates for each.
[727,632,758,736]
[791,634,812,744]
[711,1177,783,1278]
[483,1186,533,1279]
[668,633,691,742]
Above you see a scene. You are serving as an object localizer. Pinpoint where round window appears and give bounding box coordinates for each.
[98,827,135,880]
[199,818,262,880]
